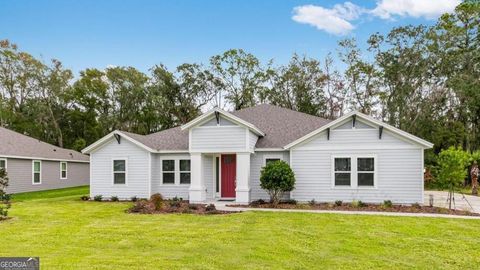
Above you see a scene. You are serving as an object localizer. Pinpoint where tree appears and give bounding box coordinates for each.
[268,54,327,116]
[435,147,470,209]
[260,161,295,205]
[0,169,10,220]
[210,49,272,110]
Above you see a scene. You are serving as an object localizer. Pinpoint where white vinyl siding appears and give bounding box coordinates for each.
[248,131,258,151]
[151,153,190,199]
[291,128,423,204]
[90,138,149,199]
[190,126,247,152]
[250,151,290,201]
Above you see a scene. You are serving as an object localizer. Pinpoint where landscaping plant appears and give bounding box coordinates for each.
[0,168,11,220]
[435,147,470,209]
[260,160,295,205]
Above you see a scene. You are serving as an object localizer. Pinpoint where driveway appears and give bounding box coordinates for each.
[425,191,480,213]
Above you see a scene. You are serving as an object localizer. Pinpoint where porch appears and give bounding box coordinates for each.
[189,152,251,203]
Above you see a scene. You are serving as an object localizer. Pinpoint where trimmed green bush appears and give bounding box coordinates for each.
[335,200,343,206]
[260,160,295,205]
[111,196,119,202]
[93,195,103,202]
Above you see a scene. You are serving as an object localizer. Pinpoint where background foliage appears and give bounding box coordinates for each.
[0,2,478,166]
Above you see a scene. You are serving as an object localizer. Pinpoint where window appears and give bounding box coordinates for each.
[180,160,191,184]
[264,155,283,166]
[334,158,351,186]
[215,157,219,193]
[0,158,6,171]
[357,157,375,186]
[60,162,68,179]
[162,160,175,184]
[266,158,281,165]
[113,160,126,184]
[32,160,41,184]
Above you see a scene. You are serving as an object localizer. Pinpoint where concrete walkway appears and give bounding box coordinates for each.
[214,192,480,220]
[424,190,480,213]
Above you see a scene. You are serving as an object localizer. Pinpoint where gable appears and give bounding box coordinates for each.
[200,115,237,127]
[333,118,375,130]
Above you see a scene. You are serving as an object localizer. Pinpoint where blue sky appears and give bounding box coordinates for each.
[0,0,459,75]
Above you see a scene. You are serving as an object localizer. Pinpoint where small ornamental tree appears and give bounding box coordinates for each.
[260,160,295,205]
[436,147,470,209]
[0,168,11,220]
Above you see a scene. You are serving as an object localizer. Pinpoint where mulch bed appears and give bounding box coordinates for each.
[227,202,480,216]
[127,199,233,215]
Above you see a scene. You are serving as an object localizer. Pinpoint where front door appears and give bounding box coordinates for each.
[221,154,236,198]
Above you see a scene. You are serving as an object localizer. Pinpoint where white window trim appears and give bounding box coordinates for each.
[179,159,191,185]
[112,158,128,186]
[0,158,7,171]
[331,154,377,189]
[263,154,284,166]
[60,161,68,179]
[32,160,42,185]
[160,158,192,186]
[160,158,177,185]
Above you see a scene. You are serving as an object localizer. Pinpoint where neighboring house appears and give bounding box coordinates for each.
[0,127,90,193]
[83,104,433,204]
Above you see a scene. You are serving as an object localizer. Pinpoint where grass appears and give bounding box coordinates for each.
[2,187,480,269]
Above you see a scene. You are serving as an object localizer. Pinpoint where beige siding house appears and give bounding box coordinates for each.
[0,127,90,194]
[83,104,433,204]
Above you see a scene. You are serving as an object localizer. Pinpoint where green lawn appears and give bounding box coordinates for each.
[1,187,480,269]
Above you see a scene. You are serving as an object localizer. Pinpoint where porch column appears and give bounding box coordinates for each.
[236,152,251,203]
[189,153,206,203]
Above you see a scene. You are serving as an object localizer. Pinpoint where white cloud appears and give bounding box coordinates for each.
[371,0,460,19]
[293,0,460,35]
[292,2,365,36]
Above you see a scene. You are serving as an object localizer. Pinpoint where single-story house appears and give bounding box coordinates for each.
[0,127,90,193]
[83,104,433,204]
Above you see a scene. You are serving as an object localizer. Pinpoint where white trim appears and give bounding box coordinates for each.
[0,158,7,171]
[189,149,253,154]
[0,154,88,163]
[158,150,189,154]
[180,108,265,136]
[263,154,284,166]
[291,145,419,151]
[112,158,128,186]
[82,130,156,154]
[148,153,152,198]
[160,158,176,185]
[60,161,68,179]
[421,149,424,204]
[179,159,191,185]
[254,148,285,152]
[331,154,377,189]
[32,160,42,185]
[284,111,434,149]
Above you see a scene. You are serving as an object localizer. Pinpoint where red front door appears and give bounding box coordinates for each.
[221,154,236,198]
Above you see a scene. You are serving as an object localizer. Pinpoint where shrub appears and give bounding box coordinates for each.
[351,200,366,208]
[93,195,103,202]
[282,199,297,205]
[335,200,342,206]
[205,204,216,212]
[80,195,90,201]
[309,199,316,206]
[130,200,155,214]
[111,196,119,202]
[0,169,11,220]
[383,200,393,208]
[131,196,138,202]
[260,160,295,205]
[250,199,265,206]
[412,203,421,209]
[150,193,163,210]
[189,204,199,210]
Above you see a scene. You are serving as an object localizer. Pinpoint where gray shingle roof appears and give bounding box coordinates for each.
[0,127,90,162]
[119,104,330,151]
